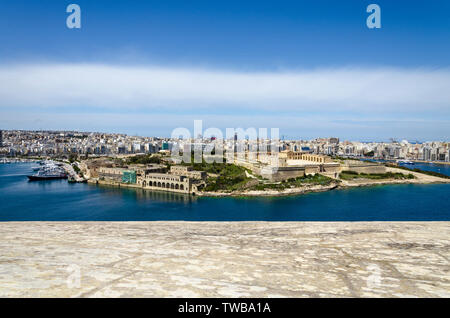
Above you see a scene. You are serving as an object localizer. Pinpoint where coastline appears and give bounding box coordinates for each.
[199,167,450,197]
[5,160,450,198]
[410,160,450,166]
[199,178,450,198]
[198,183,340,198]
[90,169,450,199]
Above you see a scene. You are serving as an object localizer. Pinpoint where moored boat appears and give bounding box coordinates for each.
[397,160,414,165]
[27,174,68,181]
[27,163,67,181]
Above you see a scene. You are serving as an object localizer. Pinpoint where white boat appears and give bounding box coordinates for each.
[397,160,414,164]
[27,166,67,181]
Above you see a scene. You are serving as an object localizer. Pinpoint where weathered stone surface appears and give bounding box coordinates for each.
[0,222,448,297]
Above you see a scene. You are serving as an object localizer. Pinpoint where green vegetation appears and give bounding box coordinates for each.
[68,154,78,163]
[178,155,260,192]
[339,171,415,180]
[331,155,349,161]
[178,155,337,193]
[201,163,251,192]
[330,155,347,164]
[72,164,84,178]
[126,154,162,165]
[184,159,244,173]
[72,164,80,174]
[385,163,450,179]
[248,174,335,191]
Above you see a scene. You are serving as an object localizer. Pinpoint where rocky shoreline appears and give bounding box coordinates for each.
[198,169,450,198]
[198,183,340,198]
[87,165,450,198]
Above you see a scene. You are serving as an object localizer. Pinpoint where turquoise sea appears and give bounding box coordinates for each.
[0,162,449,221]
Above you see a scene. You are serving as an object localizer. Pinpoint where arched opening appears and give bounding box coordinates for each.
[175,184,179,190]
[166,183,170,189]
[142,181,146,187]
[158,182,161,187]
[180,185,184,191]
[162,182,165,188]
[171,183,175,189]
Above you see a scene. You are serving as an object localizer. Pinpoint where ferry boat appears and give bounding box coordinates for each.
[27,165,67,181]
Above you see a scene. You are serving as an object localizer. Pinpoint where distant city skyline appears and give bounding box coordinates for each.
[1,129,446,144]
[0,0,449,140]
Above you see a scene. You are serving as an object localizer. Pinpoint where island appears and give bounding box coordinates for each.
[72,150,450,197]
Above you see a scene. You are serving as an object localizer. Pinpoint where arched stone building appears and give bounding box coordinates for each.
[137,173,195,194]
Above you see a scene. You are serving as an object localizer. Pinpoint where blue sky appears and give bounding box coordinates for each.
[0,0,449,141]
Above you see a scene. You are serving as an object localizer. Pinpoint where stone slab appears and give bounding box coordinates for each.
[0,222,449,297]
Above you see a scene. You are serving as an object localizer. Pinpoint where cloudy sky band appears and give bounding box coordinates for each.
[1,64,449,112]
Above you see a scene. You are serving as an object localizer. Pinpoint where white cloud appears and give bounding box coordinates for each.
[0,63,449,114]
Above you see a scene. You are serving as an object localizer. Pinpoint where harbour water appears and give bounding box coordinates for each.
[0,162,449,221]
[398,161,450,175]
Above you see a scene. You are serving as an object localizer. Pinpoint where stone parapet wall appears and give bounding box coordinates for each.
[0,221,448,297]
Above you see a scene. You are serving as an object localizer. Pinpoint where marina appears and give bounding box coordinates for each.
[27,161,67,181]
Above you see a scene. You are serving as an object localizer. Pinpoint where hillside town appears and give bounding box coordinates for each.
[1,129,449,196]
[1,130,449,162]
